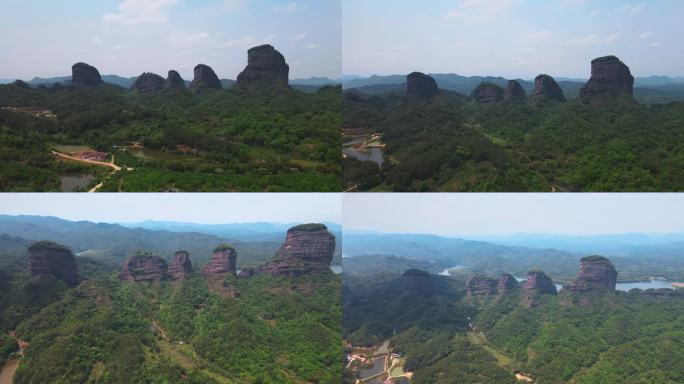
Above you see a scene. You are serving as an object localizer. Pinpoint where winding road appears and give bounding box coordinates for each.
[52,151,126,192]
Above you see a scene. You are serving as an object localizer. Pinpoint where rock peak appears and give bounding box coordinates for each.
[168,250,192,280]
[466,275,498,296]
[236,45,290,88]
[406,72,438,98]
[504,80,526,100]
[119,252,168,283]
[255,224,335,277]
[471,82,505,103]
[523,271,557,295]
[190,64,222,90]
[28,241,79,286]
[579,55,634,103]
[565,255,617,293]
[497,274,520,293]
[72,62,103,87]
[533,74,565,102]
[203,244,237,277]
[130,72,165,93]
[165,70,186,89]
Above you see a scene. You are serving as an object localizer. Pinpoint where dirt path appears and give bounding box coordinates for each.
[52,151,124,192]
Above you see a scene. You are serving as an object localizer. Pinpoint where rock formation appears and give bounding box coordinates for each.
[497,274,519,293]
[532,74,565,102]
[28,241,79,286]
[256,223,335,277]
[119,253,168,283]
[564,256,617,293]
[203,244,237,276]
[72,62,103,87]
[523,271,557,295]
[165,70,186,89]
[579,56,634,103]
[189,64,222,90]
[168,250,192,280]
[471,82,505,103]
[130,72,165,93]
[236,44,289,88]
[504,80,526,100]
[406,72,438,98]
[466,276,498,296]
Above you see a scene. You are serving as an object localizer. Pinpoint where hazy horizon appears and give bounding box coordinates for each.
[0,0,341,80]
[344,193,684,237]
[344,0,684,78]
[0,194,341,225]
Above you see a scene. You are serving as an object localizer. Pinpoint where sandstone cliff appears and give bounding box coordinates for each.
[28,241,79,286]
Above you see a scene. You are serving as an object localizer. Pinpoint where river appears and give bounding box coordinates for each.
[513,276,680,292]
[0,359,18,384]
[438,265,466,276]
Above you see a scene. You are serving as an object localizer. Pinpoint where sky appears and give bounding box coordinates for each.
[0,193,341,224]
[0,0,341,80]
[343,0,684,78]
[344,193,684,236]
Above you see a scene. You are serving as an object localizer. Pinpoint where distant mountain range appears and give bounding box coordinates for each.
[342,73,684,103]
[5,75,340,90]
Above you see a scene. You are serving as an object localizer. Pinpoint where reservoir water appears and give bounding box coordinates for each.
[59,174,94,192]
[343,146,384,167]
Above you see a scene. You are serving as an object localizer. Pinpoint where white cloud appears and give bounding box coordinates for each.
[307,43,320,49]
[112,46,122,52]
[649,42,663,47]
[637,31,652,39]
[103,0,178,24]
[273,2,298,14]
[620,3,645,14]
[90,37,102,46]
[527,30,553,44]
[442,0,515,22]
[219,0,248,12]
[565,33,620,46]
[294,33,308,41]
[224,34,277,48]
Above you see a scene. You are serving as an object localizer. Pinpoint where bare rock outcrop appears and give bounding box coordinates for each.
[466,276,498,296]
[579,56,634,103]
[165,70,186,89]
[72,62,103,87]
[119,253,168,283]
[168,250,192,280]
[28,241,79,286]
[256,224,335,277]
[497,274,520,293]
[236,44,289,88]
[472,82,505,103]
[504,80,526,100]
[523,271,557,295]
[189,64,222,90]
[130,72,165,93]
[406,72,438,98]
[564,256,617,293]
[203,244,237,276]
[532,74,565,102]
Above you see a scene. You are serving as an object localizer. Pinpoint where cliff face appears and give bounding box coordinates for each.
[119,254,168,282]
[565,256,617,293]
[406,72,438,98]
[256,224,335,277]
[504,80,526,100]
[168,250,192,280]
[203,245,237,277]
[523,271,557,295]
[189,64,222,90]
[72,62,103,87]
[497,274,519,293]
[471,82,505,103]
[466,276,498,296]
[130,72,165,93]
[533,74,566,102]
[236,44,289,88]
[165,70,186,89]
[579,56,634,103]
[28,241,79,286]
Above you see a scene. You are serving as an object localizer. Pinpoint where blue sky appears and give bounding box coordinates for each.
[0,0,340,80]
[344,193,684,236]
[0,193,341,224]
[343,0,684,78]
